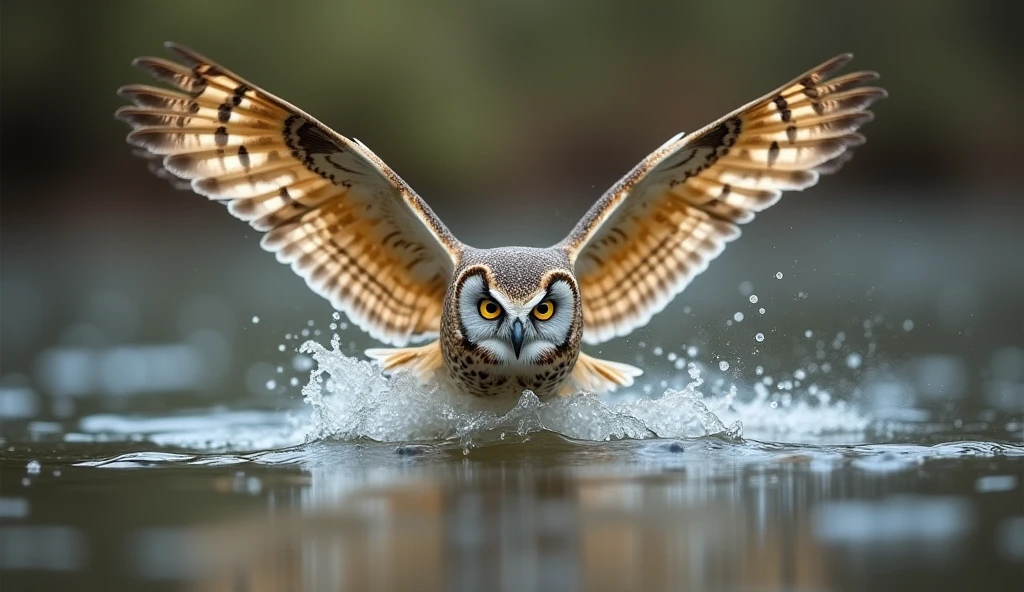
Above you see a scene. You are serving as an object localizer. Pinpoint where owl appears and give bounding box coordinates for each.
[117,43,885,398]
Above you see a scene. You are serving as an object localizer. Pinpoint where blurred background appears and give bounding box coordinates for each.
[3,3,1024,591]
[2,0,1023,422]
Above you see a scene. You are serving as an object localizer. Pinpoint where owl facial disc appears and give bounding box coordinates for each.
[457,273,575,366]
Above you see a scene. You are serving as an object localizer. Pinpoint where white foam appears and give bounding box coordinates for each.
[299,335,882,445]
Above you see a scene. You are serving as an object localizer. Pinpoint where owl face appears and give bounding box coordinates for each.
[454,268,579,365]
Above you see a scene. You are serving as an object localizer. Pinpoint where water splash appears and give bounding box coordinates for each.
[300,336,736,445]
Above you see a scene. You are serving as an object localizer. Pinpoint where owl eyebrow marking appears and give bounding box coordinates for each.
[488,289,515,311]
[522,291,546,309]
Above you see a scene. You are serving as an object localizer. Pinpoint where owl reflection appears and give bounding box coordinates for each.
[118,44,885,398]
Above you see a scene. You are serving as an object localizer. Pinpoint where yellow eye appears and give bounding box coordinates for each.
[532,300,555,321]
[478,299,502,320]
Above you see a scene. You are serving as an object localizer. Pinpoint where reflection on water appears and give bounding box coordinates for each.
[2,435,1023,591]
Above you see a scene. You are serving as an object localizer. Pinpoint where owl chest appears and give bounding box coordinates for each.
[442,344,577,399]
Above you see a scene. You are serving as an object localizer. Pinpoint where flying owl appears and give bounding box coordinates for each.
[117,43,885,398]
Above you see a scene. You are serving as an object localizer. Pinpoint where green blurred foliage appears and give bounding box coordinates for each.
[2,0,1022,195]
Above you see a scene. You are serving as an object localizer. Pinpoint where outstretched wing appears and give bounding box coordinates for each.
[560,54,885,344]
[118,43,462,346]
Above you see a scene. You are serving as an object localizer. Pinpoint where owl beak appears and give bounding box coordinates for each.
[510,319,525,359]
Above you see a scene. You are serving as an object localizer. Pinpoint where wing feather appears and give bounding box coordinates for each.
[560,55,885,344]
[117,43,461,345]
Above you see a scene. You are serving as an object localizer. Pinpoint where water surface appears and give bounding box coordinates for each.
[2,338,1022,591]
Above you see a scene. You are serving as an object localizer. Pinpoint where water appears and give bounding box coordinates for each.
[3,430,1022,591]
[2,259,1023,590]
[2,329,1023,591]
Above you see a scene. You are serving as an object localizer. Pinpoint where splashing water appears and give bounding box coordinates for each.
[300,336,737,446]
[296,328,883,446]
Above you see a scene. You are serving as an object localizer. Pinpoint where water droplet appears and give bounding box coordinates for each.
[749,295,759,304]
[652,346,664,356]
[755,365,764,376]
[718,361,730,371]
[775,272,784,279]
[903,319,915,332]
[755,333,765,342]
[804,329,813,338]
[26,460,40,475]
[292,354,314,372]
[794,369,807,380]
[329,323,337,331]
[733,312,744,322]
[289,377,300,387]
[278,344,286,352]
[332,311,341,320]
[845,353,862,369]
[265,379,277,390]
[759,308,765,315]
[686,346,698,357]
[251,316,260,324]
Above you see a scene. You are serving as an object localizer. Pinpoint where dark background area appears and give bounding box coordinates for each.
[2,0,1022,419]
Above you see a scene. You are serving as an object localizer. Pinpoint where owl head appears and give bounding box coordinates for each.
[448,247,582,365]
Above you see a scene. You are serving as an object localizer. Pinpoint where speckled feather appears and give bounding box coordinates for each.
[438,247,582,398]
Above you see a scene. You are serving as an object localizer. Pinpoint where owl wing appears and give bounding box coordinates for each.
[559,54,885,344]
[118,43,461,346]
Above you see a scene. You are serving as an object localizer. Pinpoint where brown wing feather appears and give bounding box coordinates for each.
[561,54,886,344]
[117,43,462,346]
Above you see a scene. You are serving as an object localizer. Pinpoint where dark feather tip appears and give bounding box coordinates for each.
[164,42,209,66]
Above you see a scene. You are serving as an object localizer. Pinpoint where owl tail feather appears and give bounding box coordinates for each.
[365,341,444,383]
[567,352,643,395]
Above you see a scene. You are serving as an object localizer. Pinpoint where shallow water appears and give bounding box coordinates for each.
[3,432,1023,591]
[2,335,1023,591]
